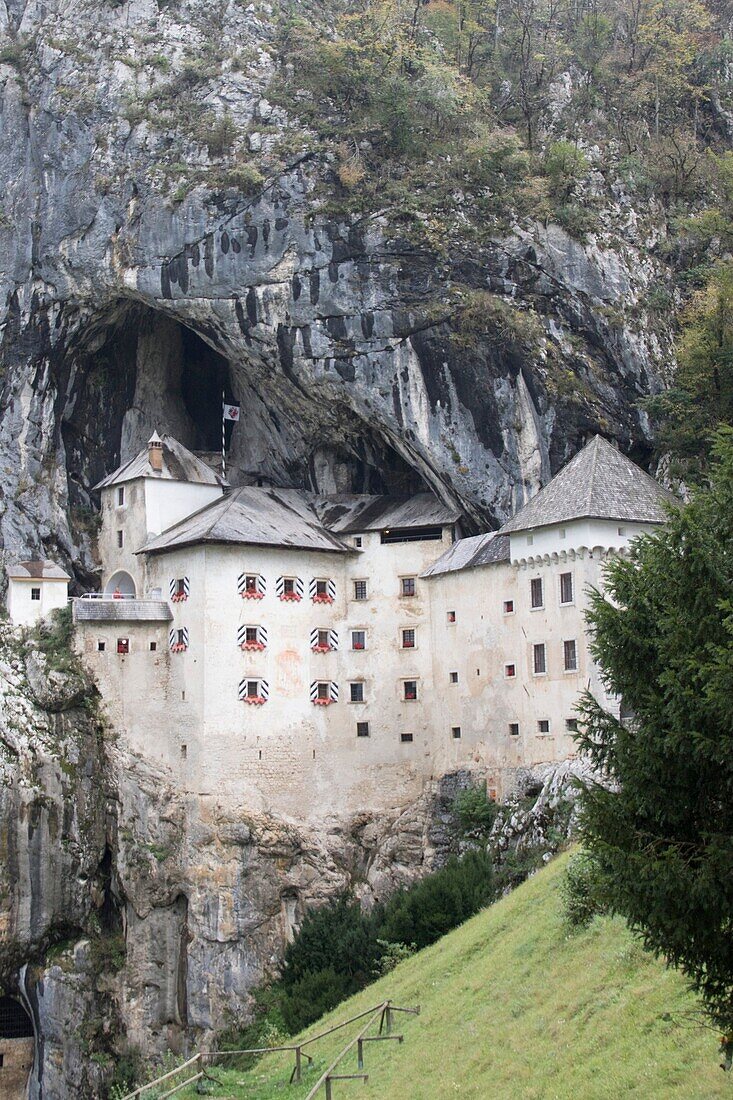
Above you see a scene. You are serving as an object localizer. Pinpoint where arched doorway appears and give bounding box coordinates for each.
[0,996,35,1099]
[104,570,136,598]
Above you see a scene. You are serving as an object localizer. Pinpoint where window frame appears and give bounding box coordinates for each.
[504,663,516,679]
[537,719,551,735]
[508,722,520,736]
[117,637,130,655]
[449,671,459,684]
[401,627,416,650]
[400,576,417,598]
[351,629,366,651]
[117,529,124,549]
[559,571,574,606]
[349,681,365,704]
[117,485,125,508]
[353,579,368,601]
[451,726,461,739]
[356,721,370,737]
[563,638,578,672]
[530,577,544,610]
[30,587,41,601]
[447,610,456,623]
[503,599,515,615]
[533,642,547,676]
[403,679,418,701]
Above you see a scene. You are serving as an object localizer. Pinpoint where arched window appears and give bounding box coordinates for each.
[104,571,136,598]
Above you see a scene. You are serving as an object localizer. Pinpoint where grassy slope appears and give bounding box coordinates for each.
[183,853,727,1099]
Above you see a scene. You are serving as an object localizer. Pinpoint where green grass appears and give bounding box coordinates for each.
[176,853,727,1099]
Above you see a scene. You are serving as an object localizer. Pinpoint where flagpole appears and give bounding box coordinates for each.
[221,389,226,482]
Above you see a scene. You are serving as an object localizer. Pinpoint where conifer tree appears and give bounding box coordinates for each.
[576,429,733,1046]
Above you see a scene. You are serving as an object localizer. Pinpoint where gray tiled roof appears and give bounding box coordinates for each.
[6,560,70,580]
[73,599,173,622]
[421,533,510,578]
[94,435,223,490]
[316,494,461,534]
[499,436,676,534]
[138,487,356,556]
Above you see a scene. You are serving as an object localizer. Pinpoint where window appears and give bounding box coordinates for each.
[400,732,414,743]
[283,578,294,594]
[170,627,189,653]
[277,576,302,601]
[403,680,418,701]
[559,527,566,539]
[31,587,41,601]
[530,577,543,609]
[117,638,129,655]
[97,640,106,652]
[311,578,335,603]
[566,718,578,732]
[350,681,365,703]
[353,580,368,601]
[508,722,520,736]
[310,627,336,652]
[149,641,157,652]
[317,629,329,648]
[451,726,461,739]
[240,624,268,651]
[239,678,268,704]
[564,639,578,671]
[503,599,514,614]
[618,526,626,536]
[171,577,189,602]
[526,534,534,545]
[400,577,416,597]
[317,682,329,699]
[181,744,187,759]
[117,530,124,549]
[538,719,551,734]
[447,610,456,623]
[354,536,363,548]
[401,628,416,649]
[351,630,366,650]
[533,643,547,675]
[505,663,516,678]
[311,680,338,705]
[240,574,265,600]
[356,721,370,737]
[449,671,459,683]
[117,486,125,507]
[246,626,259,644]
[559,572,573,605]
[381,526,442,544]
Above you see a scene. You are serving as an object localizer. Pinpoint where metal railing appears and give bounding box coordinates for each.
[119,999,419,1100]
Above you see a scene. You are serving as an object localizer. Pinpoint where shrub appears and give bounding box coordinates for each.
[560,850,608,929]
[454,785,499,838]
[543,140,589,200]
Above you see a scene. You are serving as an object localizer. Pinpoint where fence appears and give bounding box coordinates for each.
[120,999,420,1100]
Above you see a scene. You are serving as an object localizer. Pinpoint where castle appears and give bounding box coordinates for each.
[70,432,673,816]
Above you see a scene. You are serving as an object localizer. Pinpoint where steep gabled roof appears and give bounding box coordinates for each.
[94,435,223,490]
[499,436,676,535]
[421,532,510,577]
[6,560,71,581]
[316,493,460,534]
[138,487,355,556]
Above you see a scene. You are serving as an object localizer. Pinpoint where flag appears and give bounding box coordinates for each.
[223,404,240,422]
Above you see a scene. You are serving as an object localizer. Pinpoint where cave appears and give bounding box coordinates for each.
[0,996,35,1100]
[60,301,431,515]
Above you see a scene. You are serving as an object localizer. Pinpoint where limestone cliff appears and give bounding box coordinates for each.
[0,0,670,586]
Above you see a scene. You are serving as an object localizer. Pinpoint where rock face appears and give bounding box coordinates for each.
[0,0,668,585]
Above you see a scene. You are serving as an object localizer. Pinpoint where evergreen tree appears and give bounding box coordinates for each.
[576,430,733,1042]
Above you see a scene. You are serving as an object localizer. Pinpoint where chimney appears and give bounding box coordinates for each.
[148,431,163,473]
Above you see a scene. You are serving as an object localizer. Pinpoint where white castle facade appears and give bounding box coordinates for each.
[71,432,673,817]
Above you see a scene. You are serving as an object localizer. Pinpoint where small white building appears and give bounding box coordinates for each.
[73,432,675,814]
[6,561,70,626]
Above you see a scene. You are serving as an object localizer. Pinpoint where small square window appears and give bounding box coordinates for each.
[618,526,626,536]
[400,577,416,597]
[451,726,461,739]
[97,640,106,652]
[317,682,330,700]
[117,638,129,655]
[566,718,578,732]
[117,486,125,507]
[509,722,520,736]
[449,671,459,683]
[533,643,547,675]
[530,577,543,609]
[31,587,41,601]
[505,663,516,678]
[353,580,368,601]
[403,680,418,701]
[400,732,414,743]
[247,626,260,644]
[244,575,258,592]
[447,610,456,623]
[350,681,365,703]
[560,572,573,605]
[246,680,260,698]
[117,530,124,549]
[149,641,157,652]
[315,579,328,596]
[503,599,514,614]
[354,536,363,548]
[564,639,578,672]
[538,719,551,734]
[283,577,295,595]
[402,628,416,649]
[356,721,370,737]
[351,630,366,650]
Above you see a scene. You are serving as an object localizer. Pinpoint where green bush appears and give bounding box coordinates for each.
[454,785,499,837]
[560,850,608,929]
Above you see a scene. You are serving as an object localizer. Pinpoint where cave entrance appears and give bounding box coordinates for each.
[0,996,35,1099]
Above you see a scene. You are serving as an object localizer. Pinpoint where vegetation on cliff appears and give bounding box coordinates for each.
[576,430,733,1045]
